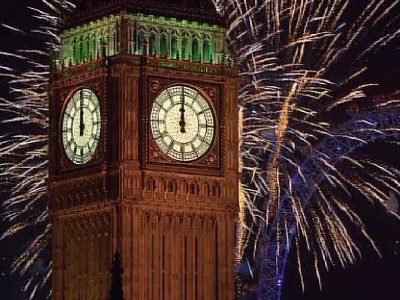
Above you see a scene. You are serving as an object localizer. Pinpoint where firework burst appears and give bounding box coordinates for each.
[0,1,74,299]
[212,0,400,298]
[1,0,400,299]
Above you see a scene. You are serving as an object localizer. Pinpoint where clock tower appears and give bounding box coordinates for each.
[49,1,240,299]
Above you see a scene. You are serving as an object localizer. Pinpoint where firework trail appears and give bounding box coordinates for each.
[0,1,74,299]
[1,0,400,299]
[213,0,400,298]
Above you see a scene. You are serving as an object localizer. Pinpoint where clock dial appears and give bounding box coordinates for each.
[151,85,216,162]
[62,88,101,165]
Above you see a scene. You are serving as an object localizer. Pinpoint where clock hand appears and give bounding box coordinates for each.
[179,87,186,133]
[79,91,84,136]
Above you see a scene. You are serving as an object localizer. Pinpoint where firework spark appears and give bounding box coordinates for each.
[1,0,400,299]
[0,1,74,299]
[212,0,400,298]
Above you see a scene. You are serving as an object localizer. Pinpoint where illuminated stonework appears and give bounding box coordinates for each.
[60,13,227,67]
[60,15,120,65]
[51,5,239,300]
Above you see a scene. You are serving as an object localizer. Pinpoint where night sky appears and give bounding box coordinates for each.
[0,1,400,300]
[0,2,39,299]
[0,1,54,298]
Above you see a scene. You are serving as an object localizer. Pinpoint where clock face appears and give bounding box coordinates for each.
[151,85,216,162]
[62,88,101,165]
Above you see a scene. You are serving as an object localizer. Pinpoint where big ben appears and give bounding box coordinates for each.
[49,0,240,299]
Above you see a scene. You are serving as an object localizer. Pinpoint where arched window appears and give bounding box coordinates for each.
[157,178,166,193]
[181,36,189,60]
[171,36,178,59]
[189,182,199,195]
[137,31,146,55]
[203,40,211,63]
[71,39,76,64]
[85,36,90,61]
[145,177,156,191]
[78,37,83,63]
[103,33,109,56]
[192,38,199,62]
[91,34,97,59]
[160,33,168,57]
[208,183,220,197]
[167,180,177,193]
[97,33,103,57]
[112,31,117,55]
[149,32,157,56]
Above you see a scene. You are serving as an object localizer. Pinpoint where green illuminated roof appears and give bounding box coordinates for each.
[60,12,228,66]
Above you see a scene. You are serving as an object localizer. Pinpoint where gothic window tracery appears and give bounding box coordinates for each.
[189,182,199,195]
[111,30,117,55]
[203,39,211,63]
[171,35,179,59]
[208,183,220,197]
[160,32,168,57]
[149,30,157,56]
[71,39,76,64]
[167,180,177,193]
[127,22,135,54]
[137,28,146,55]
[157,178,166,193]
[85,35,90,61]
[78,36,83,63]
[91,34,97,58]
[59,14,227,69]
[97,33,103,56]
[145,177,156,191]
[102,31,109,56]
[181,34,189,60]
[192,37,199,61]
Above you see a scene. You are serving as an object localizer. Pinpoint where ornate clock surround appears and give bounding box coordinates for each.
[50,73,107,175]
[61,88,101,165]
[144,76,224,174]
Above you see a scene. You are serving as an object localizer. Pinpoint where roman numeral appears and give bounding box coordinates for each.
[151,119,165,126]
[167,141,174,153]
[197,108,210,116]
[196,135,210,145]
[166,89,174,102]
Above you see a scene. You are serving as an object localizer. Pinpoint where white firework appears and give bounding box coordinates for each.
[0,1,74,299]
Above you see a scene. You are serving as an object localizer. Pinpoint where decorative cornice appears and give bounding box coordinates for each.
[65,0,224,29]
